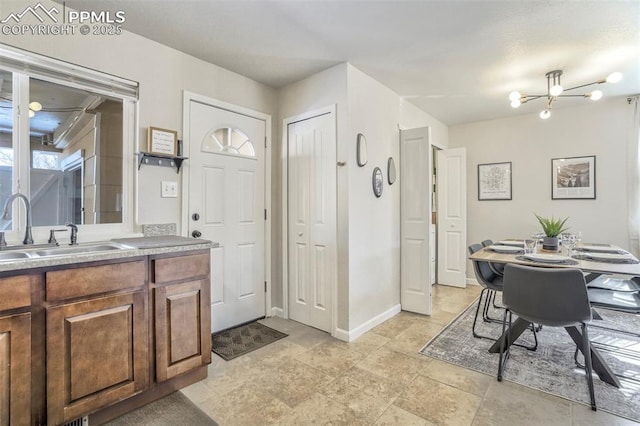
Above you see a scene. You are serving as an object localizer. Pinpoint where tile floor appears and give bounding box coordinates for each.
[182,284,639,425]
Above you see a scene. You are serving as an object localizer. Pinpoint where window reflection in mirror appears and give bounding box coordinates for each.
[28,78,123,226]
[0,70,15,220]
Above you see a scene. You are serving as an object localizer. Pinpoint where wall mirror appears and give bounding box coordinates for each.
[0,45,137,236]
[387,157,396,185]
[357,133,367,167]
[372,167,383,198]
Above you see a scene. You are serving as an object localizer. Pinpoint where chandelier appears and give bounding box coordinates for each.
[509,70,622,119]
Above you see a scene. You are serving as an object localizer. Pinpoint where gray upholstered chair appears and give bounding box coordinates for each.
[481,239,494,247]
[498,263,596,411]
[588,275,640,292]
[468,243,503,339]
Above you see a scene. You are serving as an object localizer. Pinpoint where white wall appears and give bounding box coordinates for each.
[1,0,278,234]
[278,63,349,329]
[278,64,447,337]
[450,98,632,279]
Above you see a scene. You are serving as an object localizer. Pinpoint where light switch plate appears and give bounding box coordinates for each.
[161,181,178,198]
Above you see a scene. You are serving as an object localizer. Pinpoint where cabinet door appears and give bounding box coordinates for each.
[0,313,30,426]
[46,291,148,425]
[155,279,211,382]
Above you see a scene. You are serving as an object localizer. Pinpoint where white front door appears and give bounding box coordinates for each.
[188,100,266,332]
[400,127,431,315]
[437,148,467,287]
[286,110,336,332]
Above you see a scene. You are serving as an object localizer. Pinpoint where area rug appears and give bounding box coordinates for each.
[105,391,217,425]
[419,299,640,422]
[212,321,288,361]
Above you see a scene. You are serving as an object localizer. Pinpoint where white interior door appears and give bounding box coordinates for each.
[400,127,431,315]
[287,111,336,332]
[188,100,266,332]
[437,148,467,287]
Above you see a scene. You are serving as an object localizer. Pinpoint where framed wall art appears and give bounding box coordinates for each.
[478,161,512,200]
[148,127,178,156]
[551,155,596,199]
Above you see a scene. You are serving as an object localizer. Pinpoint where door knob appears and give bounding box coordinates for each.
[192,230,202,238]
[192,213,200,221]
[298,232,303,236]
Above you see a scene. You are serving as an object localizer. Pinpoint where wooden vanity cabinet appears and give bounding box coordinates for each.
[0,275,32,426]
[152,251,211,382]
[44,260,149,426]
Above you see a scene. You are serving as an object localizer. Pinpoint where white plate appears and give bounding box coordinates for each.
[488,245,522,253]
[580,245,622,253]
[498,240,524,247]
[586,253,635,261]
[524,253,570,263]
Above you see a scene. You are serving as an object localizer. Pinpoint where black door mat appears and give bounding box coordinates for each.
[212,321,288,361]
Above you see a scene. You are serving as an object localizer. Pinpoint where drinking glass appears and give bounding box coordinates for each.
[524,239,536,254]
[564,234,577,257]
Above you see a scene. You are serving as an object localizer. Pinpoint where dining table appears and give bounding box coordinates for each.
[468,240,640,389]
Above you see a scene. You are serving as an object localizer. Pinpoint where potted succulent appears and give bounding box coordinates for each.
[535,213,569,251]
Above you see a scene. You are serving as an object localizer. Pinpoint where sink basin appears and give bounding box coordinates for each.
[33,242,133,257]
[0,251,32,261]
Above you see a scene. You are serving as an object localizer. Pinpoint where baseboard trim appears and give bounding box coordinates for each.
[333,304,401,342]
[467,278,479,286]
[271,307,284,318]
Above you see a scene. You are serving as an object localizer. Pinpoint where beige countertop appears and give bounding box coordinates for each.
[0,236,217,273]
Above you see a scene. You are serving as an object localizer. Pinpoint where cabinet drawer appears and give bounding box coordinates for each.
[152,252,209,284]
[0,275,31,311]
[46,260,146,302]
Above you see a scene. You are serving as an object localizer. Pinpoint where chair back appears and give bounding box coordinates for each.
[481,239,494,247]
[468,243,501,290]
[502,264,592,327]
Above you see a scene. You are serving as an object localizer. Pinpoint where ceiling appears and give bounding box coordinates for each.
[61,0,640,126]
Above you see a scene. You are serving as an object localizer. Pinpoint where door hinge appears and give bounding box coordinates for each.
[264,209,267,220]
[264,281,267,292]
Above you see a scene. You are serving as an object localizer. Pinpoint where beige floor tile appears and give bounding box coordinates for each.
[374,405,435,426]
[395,375,482,426]
[198,383,291,426]
[253,357,334,407]
[296,340,366,377]
[386,321,445,358]
[371,311,426,338]
[356,346,426,385]
[180,381,216,405]
[203,354,270,396]
[276,392,364,426]
[321,367,406,424]
[346,331,391,355]
[571,403,640,425]
[420,358,493,398]
[472,380,571,426]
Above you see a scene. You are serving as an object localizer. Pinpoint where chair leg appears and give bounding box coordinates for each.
[483,290,504,324]
[497,309,511,382]
[472,288,488,338]
[582,323,597,411]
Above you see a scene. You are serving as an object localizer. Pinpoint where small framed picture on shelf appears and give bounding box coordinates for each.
[551,155,596,199]
[147,127,178,156]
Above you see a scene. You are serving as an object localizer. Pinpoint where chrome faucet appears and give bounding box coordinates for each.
[2,192,33,245]
[66,223,78,245]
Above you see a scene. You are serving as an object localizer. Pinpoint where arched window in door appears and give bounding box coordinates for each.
[202,127,255,158]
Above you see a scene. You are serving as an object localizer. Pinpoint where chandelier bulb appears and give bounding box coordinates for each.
[590,90,603,101]
[28,109,35,118]
[540,110,551,119]
[549,85,563,97]
[508,91,521,101]
[510,99,521,108]
[606,72,622,84]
